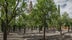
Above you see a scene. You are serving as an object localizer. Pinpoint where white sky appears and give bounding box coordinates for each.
[54,0,72,18]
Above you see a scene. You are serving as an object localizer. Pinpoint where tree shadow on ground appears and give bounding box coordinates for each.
[25,35,72,40]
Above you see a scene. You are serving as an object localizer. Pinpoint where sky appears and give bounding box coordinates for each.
[54,0,72,18]
[29,0,72,18]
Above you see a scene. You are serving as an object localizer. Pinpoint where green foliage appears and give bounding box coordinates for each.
[28,0,57,28]
[62,12,70,26]
[0,0,5,4]
[0,0,27,30]
[0,0,72,31]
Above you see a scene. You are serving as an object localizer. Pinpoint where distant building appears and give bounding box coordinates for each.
[26,0,33,14]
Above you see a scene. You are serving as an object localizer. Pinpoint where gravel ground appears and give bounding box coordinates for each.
[0,30,72,40]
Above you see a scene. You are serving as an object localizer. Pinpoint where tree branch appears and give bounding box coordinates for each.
[12,0,19,13]
[0,4,5,8]
[8,0,19,24]
[0,4,3,6]
[0,17,3,21]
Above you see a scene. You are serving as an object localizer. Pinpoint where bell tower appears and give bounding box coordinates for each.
[28,0,33,13]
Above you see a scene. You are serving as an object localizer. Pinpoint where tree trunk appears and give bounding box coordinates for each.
[59,26,62,40]
[39,26,42,33]
[31,26,33,32]
[39,27,40,33]
[24,27,26,34]
[3,27,7,40]
[19,26,21,32]
[3,1,8,40]
[13,26,16,32]
[43,27,45,40]
[3,11,8,40]
[68,26,70,32]
[60,26,62,35]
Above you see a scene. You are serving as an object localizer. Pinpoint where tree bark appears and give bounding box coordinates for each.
[39,27,40,33]
[24,27,26,34]
[60,26,62,35]
[13,25,16,32]
[43,27,46,40]
[39,26,42,33]
[3,0,8,40]
[68,26,70,32]
[3,26,7,40]
[19,26,21,32]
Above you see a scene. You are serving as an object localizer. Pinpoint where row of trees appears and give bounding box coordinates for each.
[0,0,72,40]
